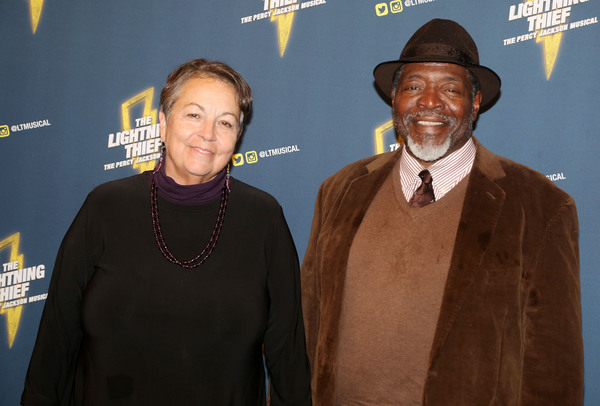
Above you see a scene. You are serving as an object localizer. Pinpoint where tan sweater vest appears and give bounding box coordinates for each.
[336,161,470,405]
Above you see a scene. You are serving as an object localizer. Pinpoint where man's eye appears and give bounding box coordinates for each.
[445,86,464,94]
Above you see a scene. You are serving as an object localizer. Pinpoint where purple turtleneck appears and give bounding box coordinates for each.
[146,161,227,205]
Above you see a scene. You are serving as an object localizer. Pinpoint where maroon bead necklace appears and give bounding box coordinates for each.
[150,158,230,268]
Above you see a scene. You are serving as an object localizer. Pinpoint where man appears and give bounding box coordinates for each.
[301,19,583,405]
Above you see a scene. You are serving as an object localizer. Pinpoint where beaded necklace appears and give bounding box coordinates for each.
[150,155,230,268]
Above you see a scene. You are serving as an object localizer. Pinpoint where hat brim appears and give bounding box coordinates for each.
[373,57,501,109]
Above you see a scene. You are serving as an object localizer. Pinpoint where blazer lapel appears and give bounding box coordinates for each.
[316,152,399,390]
[428,143,507,366]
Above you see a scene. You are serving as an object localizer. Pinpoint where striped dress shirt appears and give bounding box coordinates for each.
[399,138,476,202]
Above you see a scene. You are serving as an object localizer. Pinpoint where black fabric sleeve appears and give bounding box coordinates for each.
[262,206,312,406]
[21,197,98,406]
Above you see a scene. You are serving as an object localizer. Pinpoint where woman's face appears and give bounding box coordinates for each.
[159,77,241,185]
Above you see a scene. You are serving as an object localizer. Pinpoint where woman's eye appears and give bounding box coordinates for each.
[219,120,239,131]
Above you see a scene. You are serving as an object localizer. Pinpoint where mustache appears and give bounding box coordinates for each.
[403,111,457,127]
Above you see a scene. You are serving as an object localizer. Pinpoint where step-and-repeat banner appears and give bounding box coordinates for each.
[1,1,599,404]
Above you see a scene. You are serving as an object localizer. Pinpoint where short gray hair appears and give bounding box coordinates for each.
[159,59,253,134]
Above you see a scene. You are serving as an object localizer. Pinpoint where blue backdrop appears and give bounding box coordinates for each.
[1,1,599,404]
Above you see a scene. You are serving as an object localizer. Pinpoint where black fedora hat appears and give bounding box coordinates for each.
[373,19,501,109]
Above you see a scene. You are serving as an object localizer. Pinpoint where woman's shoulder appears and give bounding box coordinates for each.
[87,173,148,203]
[229,177,281,211]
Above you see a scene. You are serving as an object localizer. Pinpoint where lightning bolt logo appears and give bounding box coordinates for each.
[271,12,295,57]
[121,88,158,173]
[373,120,403,154]
[536,32,562,79]
[523,0,565,80]
[374,120,395,154]
[29,0,44,34]
[0,233,25,348]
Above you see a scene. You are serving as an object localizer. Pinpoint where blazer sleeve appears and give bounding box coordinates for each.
[521,196,583,404]
[300,182,326,367]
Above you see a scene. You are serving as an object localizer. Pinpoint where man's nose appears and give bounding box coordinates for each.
[417,88,443,110]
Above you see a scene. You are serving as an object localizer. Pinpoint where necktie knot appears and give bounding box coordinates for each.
[409,169,435,208]
[419,170,432,184]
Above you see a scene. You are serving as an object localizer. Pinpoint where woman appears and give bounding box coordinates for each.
[21,59,311,405]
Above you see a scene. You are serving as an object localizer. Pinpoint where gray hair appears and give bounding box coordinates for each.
[159,59,253,134]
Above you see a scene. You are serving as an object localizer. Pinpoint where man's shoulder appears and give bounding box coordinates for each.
[476,143,575,208]
[322,151,398,190]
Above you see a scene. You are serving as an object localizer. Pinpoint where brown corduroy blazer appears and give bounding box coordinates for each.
[301,138,583,405]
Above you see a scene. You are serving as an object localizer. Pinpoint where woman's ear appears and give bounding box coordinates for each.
[159,111,167,143]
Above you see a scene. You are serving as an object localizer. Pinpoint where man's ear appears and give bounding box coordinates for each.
[472,90,482,121]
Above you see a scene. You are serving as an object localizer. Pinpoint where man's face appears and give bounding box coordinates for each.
[392,62,482,165]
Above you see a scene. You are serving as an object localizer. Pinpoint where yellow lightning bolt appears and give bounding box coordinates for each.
[29,0,44,34]
[536,32,563,80]
[0,233,26,348]
[271,12,295,57]
[121,88,158,173]
[374,120,403,155]
[521,0,564,80]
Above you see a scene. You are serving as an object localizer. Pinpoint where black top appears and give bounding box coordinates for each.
[22,174,311,406]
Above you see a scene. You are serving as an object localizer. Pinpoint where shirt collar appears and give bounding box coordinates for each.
[399,138,476,202]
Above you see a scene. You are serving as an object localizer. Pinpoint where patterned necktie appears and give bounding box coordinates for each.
[409,169,435,208]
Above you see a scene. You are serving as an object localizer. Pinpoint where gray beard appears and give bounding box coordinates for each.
[405,133,452,162]
[394,109,473,162]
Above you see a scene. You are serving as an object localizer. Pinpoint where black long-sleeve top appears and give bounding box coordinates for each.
[22,174,311,405]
